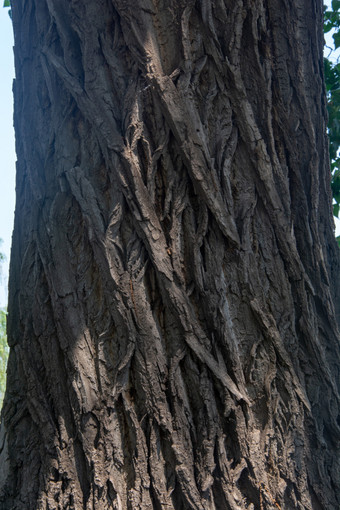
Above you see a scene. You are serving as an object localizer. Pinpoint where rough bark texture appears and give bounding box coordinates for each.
[1,0,340,509]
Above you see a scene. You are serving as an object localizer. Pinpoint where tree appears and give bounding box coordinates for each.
[1,0,340,509]
[324,0,340,233]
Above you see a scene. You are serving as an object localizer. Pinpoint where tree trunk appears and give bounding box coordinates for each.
[1,0,339,508]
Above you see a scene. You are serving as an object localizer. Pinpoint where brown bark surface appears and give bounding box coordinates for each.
[1,0,340,509]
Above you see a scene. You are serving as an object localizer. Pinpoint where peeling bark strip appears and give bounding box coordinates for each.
[0,0,339,508]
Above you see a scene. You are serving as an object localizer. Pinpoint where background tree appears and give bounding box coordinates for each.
[0,1,340,509]
[324,0,340,239]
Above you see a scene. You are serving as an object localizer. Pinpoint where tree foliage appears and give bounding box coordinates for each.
[324,1,340,246]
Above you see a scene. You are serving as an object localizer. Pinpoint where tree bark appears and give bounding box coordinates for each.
[1,0,340,508]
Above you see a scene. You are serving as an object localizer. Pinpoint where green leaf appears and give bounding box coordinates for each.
[333,31,340,49]
[324,5,340,225]
[332,0,340,11]
[3,0,10,7]
[337,235,340,248]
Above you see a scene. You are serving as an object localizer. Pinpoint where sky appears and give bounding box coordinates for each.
[0,5,339,307]
[0,7,15,307]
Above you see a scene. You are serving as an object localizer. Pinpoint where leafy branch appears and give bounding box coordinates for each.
[324,1,340,246]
